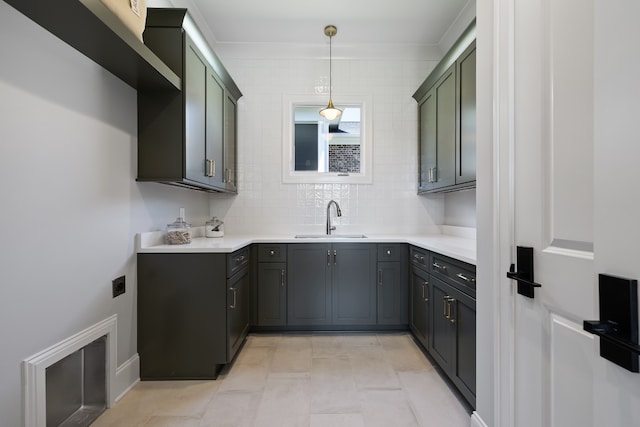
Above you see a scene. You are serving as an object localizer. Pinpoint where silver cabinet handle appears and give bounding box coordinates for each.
[378,270,383,286]
[428,167,438,183]
[235,255,246,264]
[443,296,449,318]
[456,272,476,283]
[423,281,429,302]
[269,250,275,256]
[205,159,215,177]
[281,269,285,288]
[432,262,447,271]
[333,249,337,265]
[387,249,392,256]
[445,296,456,323]
[327,250,331,266]
[229,287,237,309]
[413,254,425,261]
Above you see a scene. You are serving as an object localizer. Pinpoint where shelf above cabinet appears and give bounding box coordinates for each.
[5,0,180,91]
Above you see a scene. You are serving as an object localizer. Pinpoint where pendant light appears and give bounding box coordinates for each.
[319,25,342,121]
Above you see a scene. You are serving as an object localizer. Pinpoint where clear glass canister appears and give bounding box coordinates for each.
[205,217,224,238]
[166,216,192,245]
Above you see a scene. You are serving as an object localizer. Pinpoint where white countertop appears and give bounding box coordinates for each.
[137,227,476,265]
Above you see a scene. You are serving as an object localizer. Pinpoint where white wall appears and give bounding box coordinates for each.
[444,189,477,227]
[204,6,477,235]
[208,55,447,235]
[0,3,210,426]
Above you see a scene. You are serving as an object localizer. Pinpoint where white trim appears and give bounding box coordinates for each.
[471,411,490,427]
[113,353,140,402]
[22,315,118,427]
[281,93,373,185]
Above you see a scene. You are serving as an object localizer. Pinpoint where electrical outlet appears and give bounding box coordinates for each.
[112,276,126,298]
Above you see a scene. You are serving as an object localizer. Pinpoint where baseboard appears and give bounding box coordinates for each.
[470,411,489,427]
[113,353,140,404]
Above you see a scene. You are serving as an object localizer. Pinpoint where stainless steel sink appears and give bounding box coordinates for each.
[294,234,367,239]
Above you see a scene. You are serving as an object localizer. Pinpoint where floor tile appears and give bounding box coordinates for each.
[309,413,366,427]
[398,370,471,427]
[360,389,420,427]
[253,376,311,427]
[143,416,200,427]
[93,333,471,427]
[198,391,262,427]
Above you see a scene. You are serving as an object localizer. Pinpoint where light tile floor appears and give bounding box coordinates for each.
[93,333,471,427]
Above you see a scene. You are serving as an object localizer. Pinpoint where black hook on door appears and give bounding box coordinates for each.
[506,246,542,298]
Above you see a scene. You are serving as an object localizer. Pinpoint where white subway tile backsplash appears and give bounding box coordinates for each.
[209,56,445,235]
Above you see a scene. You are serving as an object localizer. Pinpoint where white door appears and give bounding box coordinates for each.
[506,0,640,426]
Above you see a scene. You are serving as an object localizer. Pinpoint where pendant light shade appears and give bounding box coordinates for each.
[319,25,342,120]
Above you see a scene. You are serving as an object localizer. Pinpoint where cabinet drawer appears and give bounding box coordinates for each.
[430,253,476,297]
[410,246,430,269]
[377,244,404,262]
[257,244,287,263]
[227,247,250,277]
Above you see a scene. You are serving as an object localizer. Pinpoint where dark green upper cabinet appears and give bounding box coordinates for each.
[137,8,241,194]
[414,20,476,194]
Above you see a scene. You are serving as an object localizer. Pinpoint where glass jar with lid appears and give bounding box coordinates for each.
[166,208,192,245]
[205,217,224,238]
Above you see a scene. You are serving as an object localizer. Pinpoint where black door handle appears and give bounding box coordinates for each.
[583,274,639,373]
[506,246,541,298]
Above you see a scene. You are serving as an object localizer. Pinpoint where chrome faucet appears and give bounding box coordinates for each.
[326,200,342,235]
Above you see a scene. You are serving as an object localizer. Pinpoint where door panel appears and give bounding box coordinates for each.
[206,70,224,188]
[410,265,429,347]
[257,263,286,326]
[287,244,331,325]
[430,278,453,372]
[549,315,594,427]
[184,40,207,184]
[509,0,640,426]
[332,244,376,325]
[419,91,436,191]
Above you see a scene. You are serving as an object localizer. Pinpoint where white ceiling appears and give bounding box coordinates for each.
[168,0,474,48]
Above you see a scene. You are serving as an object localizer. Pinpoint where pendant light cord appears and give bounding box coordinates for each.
[328,33,333,100]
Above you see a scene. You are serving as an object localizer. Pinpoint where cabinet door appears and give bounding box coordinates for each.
[287,244,332,325]
[434,65,456,188]
[378,261,407,325]
[418,64,456,191]
[450,285,477,407]
[223,93,237,193]
[206,69,224,189]
[332,244,377,325]
[456,41,476,184]
[184,37,207,185]
[257,262,287,326]
[429,276,455,372]
[227,266,250,361]
[410,265,430,348]
[418,90,436,191]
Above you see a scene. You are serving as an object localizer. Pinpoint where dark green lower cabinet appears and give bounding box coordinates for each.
[410,264,430,348]
[332,244,377,325]
[430,275,476,407]
[287,244,332,325]
[137,251,249,379]
[257,262,287,326]
[287,243,377,327]
[227,266,251,359]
